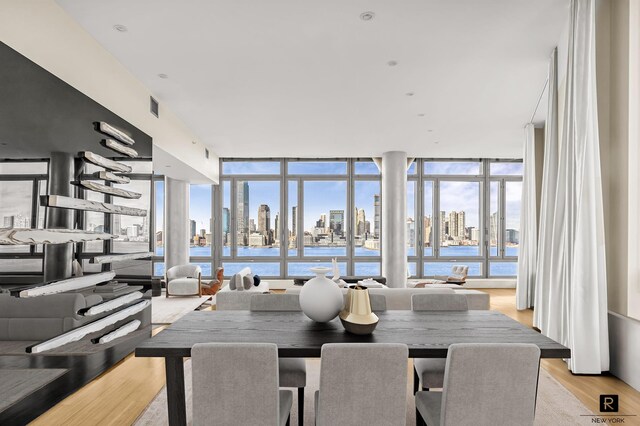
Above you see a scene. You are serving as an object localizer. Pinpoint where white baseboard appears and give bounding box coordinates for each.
[608,311,640,391]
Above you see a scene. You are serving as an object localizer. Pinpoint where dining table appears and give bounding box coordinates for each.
[135,310,570,426]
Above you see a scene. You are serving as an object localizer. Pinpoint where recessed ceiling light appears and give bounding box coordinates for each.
[113,24,128,32]
[418,113,425,117]
[191,141,197,144]
[427,129,434,132]
[434,141,440,144]
[158,73,169,79]
[406,92,415,97]
[165,165,171,168]
[387,60,398,67]
[360,11,375,21]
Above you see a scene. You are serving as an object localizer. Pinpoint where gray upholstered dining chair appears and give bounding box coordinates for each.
[191,342,292,426]
[249,294,306,426]
[411,294,469,395]
[315,343,408,426]
[415,343,541,426]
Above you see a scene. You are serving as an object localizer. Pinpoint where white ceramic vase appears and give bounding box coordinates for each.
[299,267,344,322]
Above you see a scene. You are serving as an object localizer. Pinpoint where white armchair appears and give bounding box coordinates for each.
[165,264,202,297]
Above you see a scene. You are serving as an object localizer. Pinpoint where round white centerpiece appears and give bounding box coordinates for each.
[299,267,344,322]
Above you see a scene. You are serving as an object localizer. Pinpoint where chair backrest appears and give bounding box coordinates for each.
[166,264,201,282]
[191,343,281,425]
[440,343,541,426]
[250,294,301,311]
[317,343,408,426]
[411,293,469,311]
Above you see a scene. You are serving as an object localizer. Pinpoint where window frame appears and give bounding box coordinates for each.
[216,158,381,278]
[0,159,49,275]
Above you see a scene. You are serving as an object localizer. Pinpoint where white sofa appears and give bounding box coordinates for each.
[215,285,490,311]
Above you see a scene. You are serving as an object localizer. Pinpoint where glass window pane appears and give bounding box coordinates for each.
[112,180,150,253]
[235,181,280,257]
[189,262,212,277]
[155,180,164,256]
[505,181,522,256]
[407,181,416,257]
[287,262,347,277]
[490,261,518,276]
[438,181,481,257]
[223,262,281,277]
[154,262,165,277]
[0,180,33,253]
[222,181,231,257]
[222,161,281,175]
[408,262,417,277]
[84,190,106,253]
[407,161,417,175]
[0,258,42,272]
[424,262,482,277]
[288,161,347,175]
[354,181,380,257]
[303,180,347,257]
[490,162,524,176]
[354,262,381,276]
[425,161,481,175]
[423,181,434,256]
[0,162,47,174]
[354,162,380,175]
[189,184,212,256]
[489,181,500,257]
[287,180,298,256]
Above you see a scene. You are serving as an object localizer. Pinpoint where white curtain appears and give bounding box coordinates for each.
[538,0,609,373]
[533,48,559,332]
[516,124,537,310]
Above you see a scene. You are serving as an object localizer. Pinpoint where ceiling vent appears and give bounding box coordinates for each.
[150,96,159,117]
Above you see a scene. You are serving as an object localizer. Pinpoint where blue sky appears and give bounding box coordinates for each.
[156,160,521,234]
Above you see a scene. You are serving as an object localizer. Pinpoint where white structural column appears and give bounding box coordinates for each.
[381,151,408,288]
[164,177,190,271]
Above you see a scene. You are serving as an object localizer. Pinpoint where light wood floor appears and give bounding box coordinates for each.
[31,289,640,425]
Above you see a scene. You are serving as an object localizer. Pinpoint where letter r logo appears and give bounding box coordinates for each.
[599,394,618,412]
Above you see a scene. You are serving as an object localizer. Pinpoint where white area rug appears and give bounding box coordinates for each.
[134,360,592,425]
[151,292,212,324]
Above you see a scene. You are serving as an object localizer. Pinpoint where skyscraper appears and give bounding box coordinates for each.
[356,208,366,236]
[373,194,381,238]
[222,207,230,233]
[439,211,446,243]
[291,206,297,236]
[490,212,498,245]
[423,215,432,246]
[236,181,249,245]
[113,215,122,235]
[329,210,345,235]
[257,204,271,244]
[190,219,196,241]
[274,213,280,243]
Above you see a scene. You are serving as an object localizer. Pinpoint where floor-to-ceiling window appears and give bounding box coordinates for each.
[0,160,48,274]
[218,159,381,278]
[161,158,522,280]
[79,159,154,277]
[407,159,522,278]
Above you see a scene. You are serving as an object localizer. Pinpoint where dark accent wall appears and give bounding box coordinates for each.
[0,42,152,158]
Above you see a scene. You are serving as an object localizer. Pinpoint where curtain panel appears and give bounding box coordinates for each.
[516,124,537,310]
[535,0,609,374]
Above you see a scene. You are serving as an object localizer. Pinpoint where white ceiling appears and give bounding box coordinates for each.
[57,0,569,159]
